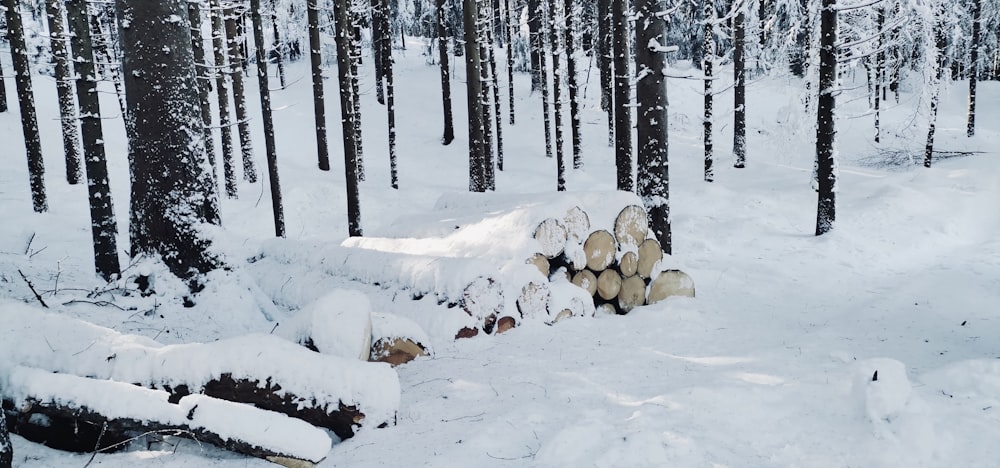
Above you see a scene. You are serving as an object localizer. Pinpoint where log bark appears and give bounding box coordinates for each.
[596,269,622,301]
[614,205,649,249]
[584,230,616,271]
[647,269,695,304]
[618,274,646,312]
[534,218,568,258]
[572,269,598,296]
[619,251,638,277]
[636,238,663,279]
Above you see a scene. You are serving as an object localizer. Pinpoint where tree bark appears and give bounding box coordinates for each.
[371,0,386,104]
[225,5,259,183]
[538,0,553,161]
[814,0,837,236]
[874,5,883,143]
[484,4,504,175]
[966,0,980,138]
[635,0,671,254]
[612,0,632,191]
[250,0,286,237]
[733,0,746,168]
[270,0,286,88]
[549,0,566,190]
[117,0,222,283]
[464,0,487,192]
[437,0,456,145]
[67,0,121,279]
[527,0,542,90]
[923,1,945,169]
[87,9,127,117]
[349,22,365,181]
[505,0,515,125]
[307,0,331,171]
[0,404,10,468]
[598,0,613,146]
[188,1,218,187]
[564,0,581,169]
[382,0,398,188]
[0,50,7,113]
[478,0,496,190]
[211,0,239,195]
[333,0,363,236]
[702,0,714,183]
[45,0,84,185]
[5,0,48,213]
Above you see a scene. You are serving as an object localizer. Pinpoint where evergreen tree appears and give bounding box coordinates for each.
[45,0,83,184]
[702,0,714,183]
[188,0,219,184]
[635,0,671,254]
[815,0,837,236]
[308,0,331,171]
[382,0,399,188]
[224,3,259,183]
[463,0,487,191]
[5,0,48,212]
[250,0,286,236]
[212,0,239,195]
[333,0,363,235]
[564,0,581,169]
[437,0,456,144]
[548,0,565,190]
[733,0,747,168]
[923,0,946,168]
[967,0,981,137]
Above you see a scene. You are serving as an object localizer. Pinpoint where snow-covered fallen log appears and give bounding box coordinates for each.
[0,366,331,464]
[0,302,400,439]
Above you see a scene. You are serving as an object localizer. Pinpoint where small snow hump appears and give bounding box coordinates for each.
[852,358,912,423]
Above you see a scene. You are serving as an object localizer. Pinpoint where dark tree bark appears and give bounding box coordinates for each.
[464,0,487,192]
[598,0,613,146]
[527,0,542,90]
[349,21,365,182]
[636,0,671,254]
[211,0,239,195]
[270,0,287,88]
[923,1,945,168]
[437,0,456,145]
[333,0,363,236]
[0,50,7,113]
[6,0,48,212]
[564,0,581,169]
[733,0,746,168]
[789,0,810,78]
[371,0,386,104]
[117,0,222,283]
[485,4,504,177]
[45,0,83,185]
[702,0,714,182]
[612,0,632,191]
[873,5,883,143]
[814,0,836,236]
[225,5,259,183]
[505,0,515,126]
[87,9,126,117]
[188,0,219,187]
[251,0,286,237]
[68,0,121,279]
[381,0,398,189]
[967,0,980,137]
[308,0,331,171]
[549,0,565,190]
[479,0,496,191]
[538,0,553,161]
[0,409,10,468]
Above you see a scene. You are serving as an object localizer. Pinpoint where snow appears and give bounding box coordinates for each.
[2,31,1000,468]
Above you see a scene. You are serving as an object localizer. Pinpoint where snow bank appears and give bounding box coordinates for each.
[277,289,374,360]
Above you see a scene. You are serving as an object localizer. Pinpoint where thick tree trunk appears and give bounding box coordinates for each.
[464,0,487,192]
[225,5,259,183]
[118,0,221,283]
[549,0,565,191]
[250,0,286,237]
[333,0,363,236]
[565,0,581,169]
[188,0,219,189]
[45,0,83,185]
[702,0,714,183]
[308,0,331,171]
[382,0,398,189]
[67,0,121,279]
[814,0,837,236]
[5,0,48,213]
[211,0,239,195]
[437,0,455,145]
[612,0,632,191]
[635,0,671,254]
[967,0,980,137]
[733,1,746,168]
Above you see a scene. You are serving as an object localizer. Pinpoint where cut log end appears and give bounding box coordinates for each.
[596,269,623,301]
[455,327,480,339]
[647,269,696,304]
[527,253,550,278]
[563,206,591,243]
[533,218,568,258]
[516,281,550,318]
[584,230,616,271]
[496,316,517,334]
[370,337,428,367]
[571,269,598,297]
[618,275,646,313]
[619,251,638,277]
[637,238,664,280]
[614,205,649,249]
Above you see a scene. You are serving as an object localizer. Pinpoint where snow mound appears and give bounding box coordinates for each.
[277,289,373,360]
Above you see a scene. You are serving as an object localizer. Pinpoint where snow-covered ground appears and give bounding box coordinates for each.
[1,35,999,467]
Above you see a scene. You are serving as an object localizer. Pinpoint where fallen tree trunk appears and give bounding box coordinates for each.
[1,366,331,464]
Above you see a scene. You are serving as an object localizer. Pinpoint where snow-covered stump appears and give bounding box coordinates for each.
[0,304,400,440]
[0,366,332,465]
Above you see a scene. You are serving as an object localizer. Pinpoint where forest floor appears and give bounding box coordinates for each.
[1,37,999,467]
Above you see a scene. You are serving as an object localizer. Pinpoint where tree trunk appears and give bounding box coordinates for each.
[549,0,565,191]
[382,0,398,189]
[527,0,542,90]
[478,0,496,191]
[87,9,126,117]
[437,0,456,145]
[67,0,121,279]
[349,22,365,181]
[212,0,239,195]
[873,6,883,143]
[598,0,613,146]
[702,0,714,183]
[117,0,222,284]
[814,0,837,236]
[250,0,286,237]
[371,0,385,104]
[789,0,809,77]
[967,0,980,138]
[505,0,515,126]
[635,0,671,254]
[225,5,259,183]
[538,0,553,161]
[612,0,632,191]
[188,0,219,191]
[923,2,946,169]
[270,0,287,88]
[464,0,487,192]
[565,0,581,169]
[45,0,83,185]
[5,0,48,213]
[308,0,331,171]
[486,8,504,175]
[0,402,10,468]
[333,0,363,236]
[0,51,7,113]
[733,0,746,168]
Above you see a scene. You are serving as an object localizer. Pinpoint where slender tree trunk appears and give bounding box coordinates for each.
[1,409,11,468]
[225,5,259,183]
[479,0,496,190]
[270,0,286,88]
[6,0,48,212]
[548,0,565,190]
[564,0,581,169]
[251,0,285,237]
[527,0,542,90]
[45,0,83,184]
[923,2,945,169]
[308,0,331,171]
[733,0,746,168]
[612,0,631,191]
[437,0,455,145]
[371,0,385,104]
[463,0,487,192]
[212,0,240,194]
[598,0,613,146]
[874,5,883,143]
[349,21,365,181]
[702,0,714,183]
[967,0,980,137]
[67,0,120,279]
[538,0,553,162]
[117,0,221,284]
[333,0,363,236]
[635,0,670,254]
[789,0,809,77]
[188,0,219,186]
[486,10,504,175]
[87,9,126,116]
[0,49,7,113]
[381,0,398,188]
[815,0,837,236]
[505,0,515,126]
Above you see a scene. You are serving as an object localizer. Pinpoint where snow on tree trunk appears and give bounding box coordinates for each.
[505,0,515,126]
[436,0,456,145]
[564,0,582,169]
[224,5,259,184]
[814,0,837,236]
[117,0,222,284]
[966,0,980,138]
[733,0,746,168]
[5,0,48,213]
[464,0,487,192]
[349,21,366,182]
[188,1,219,190]
[333,0,363,236]
[527,0,543,90]
[923,1,945,169]
[478,0,496,191]
[67,0,121,280]
[635,0,671,255]
[484,6,504,176]
[874,5,884,143]
[45,0,83,185]
[211,0,240,194]
[371,0,385,104]
[270,1,287,88]
[548,0,565,191]
[307,0,331,171]
[612,0,632,191]
[702,0,714,183]
[382,0,399,189]
[537,0,554,162]
[0,407,10,468]
[0,50,7,113]
[250,0,286,237]
[598,0,613,146]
